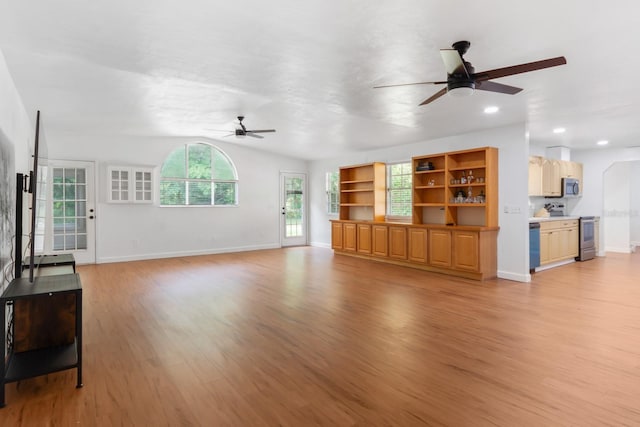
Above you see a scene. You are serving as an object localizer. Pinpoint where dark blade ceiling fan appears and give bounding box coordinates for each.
[374,41,566,105]
[209,116,276,139]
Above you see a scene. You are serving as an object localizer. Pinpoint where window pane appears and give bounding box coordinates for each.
[189,181,212,205]
[160,180,186,205]
[161,146,186,178]
[214,182,236,205]
[53,168,64,183]
[64,168,76,183]
[388,162,412,217]
[188,144,212,179]
[212,150,236,180]
[77,184,86,200]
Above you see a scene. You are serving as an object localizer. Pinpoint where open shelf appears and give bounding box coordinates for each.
[412,147,497,226]
[5,341,78,383]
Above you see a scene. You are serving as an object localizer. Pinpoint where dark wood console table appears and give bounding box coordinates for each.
[1,273,83,407]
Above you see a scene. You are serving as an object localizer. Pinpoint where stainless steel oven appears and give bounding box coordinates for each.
[577,216,596,261]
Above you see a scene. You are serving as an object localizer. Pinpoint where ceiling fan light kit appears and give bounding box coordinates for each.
[375,40,566,106]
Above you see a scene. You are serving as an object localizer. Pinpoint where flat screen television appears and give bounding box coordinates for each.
[15,110,48,283]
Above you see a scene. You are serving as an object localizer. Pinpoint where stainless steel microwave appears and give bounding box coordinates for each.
[562,177,580,197]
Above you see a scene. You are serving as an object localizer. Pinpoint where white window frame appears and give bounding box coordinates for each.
[107,166,154,204]
[386,161,412,222]
[159,143,238,207]
[326,171,339,215]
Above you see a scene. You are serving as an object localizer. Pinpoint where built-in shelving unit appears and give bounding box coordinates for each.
[413,147,498,227]
[339,162,386,221]
[331,147,499,281]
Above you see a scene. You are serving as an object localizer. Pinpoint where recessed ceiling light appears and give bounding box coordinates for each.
[597,140,609,146]
[484,106,499,114]
[553,127,566,134]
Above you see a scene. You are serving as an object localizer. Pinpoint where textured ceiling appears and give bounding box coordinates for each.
[1,0,639,160]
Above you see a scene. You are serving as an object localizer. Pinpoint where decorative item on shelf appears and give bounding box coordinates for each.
[428,179,435,186]
[466,186,473,203]
[460,173,467,184]
[478,190,485,203]
[416,161,434,171]
[455,189,465,203]
[467,170,474,184]
[477,177,484,183]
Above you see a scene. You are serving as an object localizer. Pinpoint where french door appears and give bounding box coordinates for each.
[45,160,96,264]
[280,172,307,247]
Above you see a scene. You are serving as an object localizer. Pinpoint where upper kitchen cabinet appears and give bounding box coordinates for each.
[339,162,386,221]
[530,156,584,197]
[528,156,544,196]
[542,158,562,197]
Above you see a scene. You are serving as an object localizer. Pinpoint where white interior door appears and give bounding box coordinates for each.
[46,160,96,264]
[281,172,307,247]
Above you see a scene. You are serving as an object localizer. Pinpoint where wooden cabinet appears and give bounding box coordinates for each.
[339,163,386,221]
[389,226,408,260]
[429,229,452,267]
[331,220,497,280]
[528,156,543,196]
[357,223,372,255]
[330,147,498,281]
[343,222,357,252]
[542,158,561,197]
[413,147,498,228]
[453,231,479,271]
[539,219,579,265]
[408,228,428,263]
[530,157,584,196]
[372,225,388,257]
[331,222,343,250]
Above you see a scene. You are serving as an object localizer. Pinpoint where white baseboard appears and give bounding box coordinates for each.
[497,270,530,282]
[310,241,331,249]
[97,243,281,264]
[534,258,575,272]
[605,246,633,254]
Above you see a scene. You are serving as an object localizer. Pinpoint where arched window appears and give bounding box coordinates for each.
[159,143,238,206]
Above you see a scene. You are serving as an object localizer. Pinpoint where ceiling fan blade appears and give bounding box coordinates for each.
[246,132,264,139]
[374,80,447,89]
[247,129,276,133]
[440,49,469,77]
[419,87,448,106]
[474,56,567,81]
[475,80,523,95]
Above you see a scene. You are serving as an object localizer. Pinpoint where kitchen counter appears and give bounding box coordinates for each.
[529,216,580,222]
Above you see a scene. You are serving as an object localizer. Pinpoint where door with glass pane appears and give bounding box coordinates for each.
[47,161,96,264]
[280,173,307,247]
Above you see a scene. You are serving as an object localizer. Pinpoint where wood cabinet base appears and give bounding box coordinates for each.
[331,220,498,281]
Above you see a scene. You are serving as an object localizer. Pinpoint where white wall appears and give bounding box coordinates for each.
[46,132,307,263]
[632,162,640,247]
[309,124,531,282]
[603,162,631,252]
[0,49,32,292]
[571,147,640,254]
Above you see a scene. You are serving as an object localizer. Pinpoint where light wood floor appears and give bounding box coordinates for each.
[1,248,639,426]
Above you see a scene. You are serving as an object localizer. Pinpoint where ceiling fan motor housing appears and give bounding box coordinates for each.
[448,61,475,93]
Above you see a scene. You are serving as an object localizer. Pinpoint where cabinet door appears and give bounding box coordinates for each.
[408,228,428,263]
[567,227,579,258]
[388,226,407,260]
[542,159,561,196]
[548,229,565,262]
[357,224,372,255]
[429,229,452,267]
[540,230,551,264]
[528,156,543,196]
[343,223,357,252]
[453,231,479,271]
[372,225,388,257]
[331,222,343,250]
